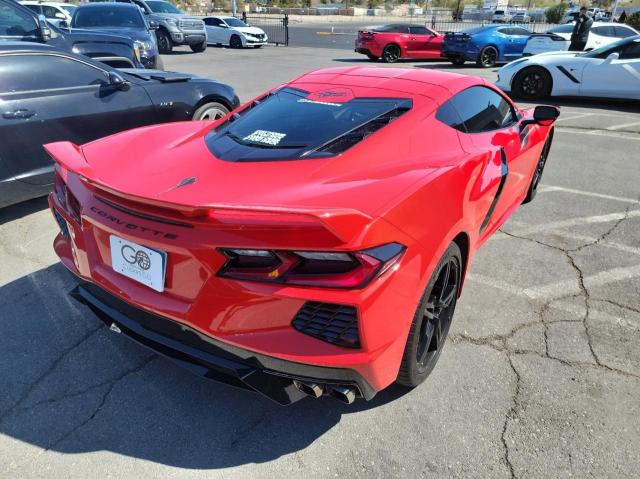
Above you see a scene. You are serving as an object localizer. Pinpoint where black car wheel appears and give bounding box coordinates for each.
[156,30,173,54]
[229,35,243,49]
[451,56,465,66]
[382,44,401,63]
[397,242,462,387]
[477,45,498,67]
[192,102,229,121]
[513,66,552,100]
[523,129,554,204]
[190,40,207,53]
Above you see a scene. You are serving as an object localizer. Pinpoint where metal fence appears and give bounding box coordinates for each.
[241,13,289,46]
[427,19,554,34]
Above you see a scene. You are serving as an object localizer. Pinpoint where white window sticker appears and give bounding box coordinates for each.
[243,130,286,146]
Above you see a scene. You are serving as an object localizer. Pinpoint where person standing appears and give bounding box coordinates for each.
[569,7,593,51]
[618,10,627,24]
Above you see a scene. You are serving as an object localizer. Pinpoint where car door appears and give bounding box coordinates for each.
[503,27,530,58]
[0,52,154,185]
[580,39,640,99]
[407,26,439,58]
[204,17,227,44]
[448,86,536,232]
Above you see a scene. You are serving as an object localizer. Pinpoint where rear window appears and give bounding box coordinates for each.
[372,24,409,34]
[206,88,411,161]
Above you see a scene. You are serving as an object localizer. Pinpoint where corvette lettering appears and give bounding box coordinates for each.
[90,206,178,240]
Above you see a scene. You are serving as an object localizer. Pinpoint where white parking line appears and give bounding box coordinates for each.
[507,210,640,237]
[538,185,639,204]
[555,127,640,140]
[606,121,640,131]
[554,113,594,123]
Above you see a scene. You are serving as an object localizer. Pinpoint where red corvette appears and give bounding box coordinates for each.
[355,24,444,63]
[47,67,558,405]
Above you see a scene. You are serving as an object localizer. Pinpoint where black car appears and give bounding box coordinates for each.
[0,42,239,208]
[69,2,159,69]
[0,0,141,68]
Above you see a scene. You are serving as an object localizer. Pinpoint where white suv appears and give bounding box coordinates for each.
[492,10,512,23]
[20,1,76,27]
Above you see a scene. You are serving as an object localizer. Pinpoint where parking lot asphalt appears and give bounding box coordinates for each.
[1,45,639,478]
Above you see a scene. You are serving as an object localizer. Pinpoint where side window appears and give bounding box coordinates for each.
[511,27,530,36]
[435,100,466,132]
[593,26,616,37]
[0,55,107,93]
[614,26,637,38]
[24,4,41,14]
[41,6,59,18]
[0,3,39,37]
[497,27,512,35]
[620,40,640,60]
[409,26,429,35]
[448,86,517,133]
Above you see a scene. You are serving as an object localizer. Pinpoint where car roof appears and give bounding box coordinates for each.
[292,67,480,104]
[20,1,69,5]
[0,42,59,54]
[76,2,137,8]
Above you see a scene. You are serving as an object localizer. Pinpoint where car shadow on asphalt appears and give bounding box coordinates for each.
[0,196,49,226]
[0,263,411,469]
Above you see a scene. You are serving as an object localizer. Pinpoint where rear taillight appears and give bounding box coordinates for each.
[218,243,405,289]
[53,170,82,225]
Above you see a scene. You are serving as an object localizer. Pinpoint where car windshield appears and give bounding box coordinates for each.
[61,5,76,13]
[146,0,182,14]
[73,6,144,28]
[207,88,411,159]
[224,18,247,27]
[579,37,629,57]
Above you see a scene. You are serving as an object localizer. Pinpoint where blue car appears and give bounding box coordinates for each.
[441,25,531,67]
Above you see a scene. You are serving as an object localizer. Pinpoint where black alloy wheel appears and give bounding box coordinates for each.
[230,35,243,49]
[477,46,498,67]
[513,67,552,100]
[397,242,462,386]
[156,30,173,54]
[382,44,401,63]
[190,40,207,53]
[523,129,554,204]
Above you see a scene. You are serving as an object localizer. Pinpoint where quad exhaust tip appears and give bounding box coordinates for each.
[294,381,357,404]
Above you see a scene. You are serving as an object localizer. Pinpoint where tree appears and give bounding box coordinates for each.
[546,3,568,24]
[625,12,640,31]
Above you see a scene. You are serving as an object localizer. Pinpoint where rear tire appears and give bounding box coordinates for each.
[397,242,462,387]
[156,29,173,54]
[476,45,498,67]
[512,66,552,100]
[230,34,243,49]
[190,40,207,53]
[382,44,401,63]
[523,128,554,204]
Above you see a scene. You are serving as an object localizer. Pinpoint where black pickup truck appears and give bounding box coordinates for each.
[0,0,142,68]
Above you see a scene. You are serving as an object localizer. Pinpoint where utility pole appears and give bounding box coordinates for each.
[232,0,237,17]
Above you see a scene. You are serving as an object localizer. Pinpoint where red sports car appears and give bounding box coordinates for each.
[47,67,558,405]
[355,24,444,62]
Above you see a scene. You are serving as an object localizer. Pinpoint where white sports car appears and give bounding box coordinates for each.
[496,36,640,100]
[203,16,268,48]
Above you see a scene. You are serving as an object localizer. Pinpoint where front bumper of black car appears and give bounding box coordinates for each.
[70,281,375,405]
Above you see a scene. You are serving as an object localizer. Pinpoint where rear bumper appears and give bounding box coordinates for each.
[70,280,376,404]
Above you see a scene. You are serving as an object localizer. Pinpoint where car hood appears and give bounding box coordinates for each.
[152,13,202,21]
[232,26,265,36]
[70,26,152,42]
[119,68,195,83]
[58,120,443,218]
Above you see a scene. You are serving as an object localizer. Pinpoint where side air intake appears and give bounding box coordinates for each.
[292,302,360,348]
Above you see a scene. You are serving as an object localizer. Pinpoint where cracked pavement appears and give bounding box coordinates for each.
[0,46,639,478]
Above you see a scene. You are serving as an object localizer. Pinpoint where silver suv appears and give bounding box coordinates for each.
[127,0,207,53]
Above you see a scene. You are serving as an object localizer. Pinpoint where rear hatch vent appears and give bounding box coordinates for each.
[292,302,360,348]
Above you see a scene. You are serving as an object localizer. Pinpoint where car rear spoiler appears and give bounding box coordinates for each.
[44,141,374,246]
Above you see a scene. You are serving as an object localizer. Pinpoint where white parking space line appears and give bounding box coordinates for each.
[538,185,639,204]
[606,121,640,131]
[554,113,593,123]
[507,210,640,237]
[523,264,640,300]
[555,127,640,140]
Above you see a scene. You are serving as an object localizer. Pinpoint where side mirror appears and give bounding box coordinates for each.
[521,105,560,128]
[37,15,51,41]
[108,71,130,91]
[54,12,66,19]
[604,52,619,63]
[148,20,158,30]
[58,20,69,29]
